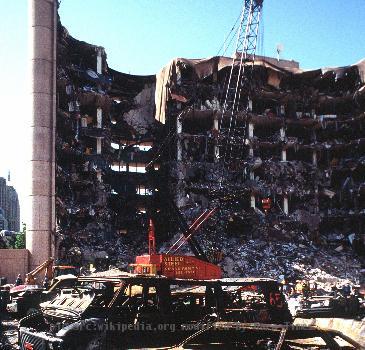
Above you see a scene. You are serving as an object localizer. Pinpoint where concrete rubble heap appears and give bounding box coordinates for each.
[55,22,365,284]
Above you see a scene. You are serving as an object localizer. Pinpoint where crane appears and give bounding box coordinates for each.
[25,257,78,286]
[132,0,264,280]
[219,0,264,176]
[131,209,221,279]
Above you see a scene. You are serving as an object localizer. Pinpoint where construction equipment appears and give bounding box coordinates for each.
[25,257,78,285]
[131,208,222,279]
[132,0,264,280]
[218,0,263,176]
[7,259,78,316]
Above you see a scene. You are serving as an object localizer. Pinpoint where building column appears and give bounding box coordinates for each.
[312,150,317,166]
[175,115,185,207]
[283,195,289,215]
[97,48,103,74]
[281,149,287,162]
[96,108,102,156]
[96,50,103,181]
[280,127,286,161]
[248,122,254,157]
[214,113,219,161]
[250,194,256,208]
[28,0,57,270]
[176,116,183,161]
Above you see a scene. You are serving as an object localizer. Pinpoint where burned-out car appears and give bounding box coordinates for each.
[6,275,77,317]
[219,278,292,324]
[19,275,292,349]
[7,284,44,317]
[166,322,364,349]
[295,292,364,319]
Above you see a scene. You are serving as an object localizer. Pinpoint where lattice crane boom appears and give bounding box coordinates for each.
[219,0,264,169]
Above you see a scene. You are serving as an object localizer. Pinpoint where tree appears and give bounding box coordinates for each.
[14,222,26,249]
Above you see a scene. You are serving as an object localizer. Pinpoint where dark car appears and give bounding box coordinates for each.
[167,322,364,349]
[296,293,364,319]
[18,275,292,349]
[6,275,77,317]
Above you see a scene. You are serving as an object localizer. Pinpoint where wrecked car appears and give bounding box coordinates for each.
[219,277,292,324]
[295,293,364,319]
[164,322,364,349]
[7,284,44,317]
[6,275,77,317]
[18,275,292,349]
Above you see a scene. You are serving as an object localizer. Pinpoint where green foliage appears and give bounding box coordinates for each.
[14,222,26,249]
[21,222,26,235]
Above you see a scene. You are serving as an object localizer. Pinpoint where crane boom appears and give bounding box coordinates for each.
[219,0,263,171]
[25,257,54,285]
[132,0,264,280]
[167,207,218,255]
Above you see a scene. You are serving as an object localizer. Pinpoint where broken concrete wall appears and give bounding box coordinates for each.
[56,21,158,267]
[156,55,365,282]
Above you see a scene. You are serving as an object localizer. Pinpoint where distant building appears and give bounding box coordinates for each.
[0,177,20,232]
[0,208,8,230]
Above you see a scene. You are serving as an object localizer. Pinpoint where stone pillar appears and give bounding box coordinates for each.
[28,0,57,270]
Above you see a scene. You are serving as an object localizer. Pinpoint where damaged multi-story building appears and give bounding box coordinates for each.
[55,22,158,266]
[28,0,364,282]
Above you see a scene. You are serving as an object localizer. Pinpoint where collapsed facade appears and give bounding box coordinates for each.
[55,19,365,282]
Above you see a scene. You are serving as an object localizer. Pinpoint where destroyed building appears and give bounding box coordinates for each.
[55,21,157,266]
[154,56,365,281]
[55,18,365,282]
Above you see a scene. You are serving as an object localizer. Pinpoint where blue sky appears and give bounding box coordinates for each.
[0,0,364,223]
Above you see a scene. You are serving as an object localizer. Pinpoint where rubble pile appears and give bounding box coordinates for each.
[55,20,365,284]
[219,237,362,283]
